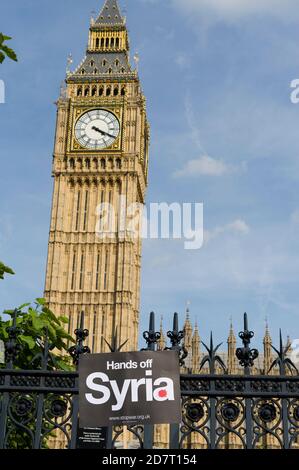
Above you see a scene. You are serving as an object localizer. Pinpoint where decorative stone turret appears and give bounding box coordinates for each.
[157,316,166,351]
[263,318,273,374]
[183,306,193,370]
[191,322,200,372]
[227,318,237,374]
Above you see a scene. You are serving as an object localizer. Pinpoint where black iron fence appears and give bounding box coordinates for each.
[0,311,299,449]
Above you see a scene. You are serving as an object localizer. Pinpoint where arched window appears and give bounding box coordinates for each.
[69,158,75,169]
[115,59,119,67]
[106,37,109,48]
[116,37,119,48]
[94,68,98,74]
[90,60,94,67]
[111,38,115,47]
[83,190,89,232]
[108,68,112,74]
[121,86,126,96]
[93,158,98,170]
[92,87,97,96]
[116,158,121,169]
[101,158,106,169]
[96,38,100,48]
[114,87,119,96]
[84,87,89,96]
[85,158,90,169]
[71,251,77,290]
[106,87,111,96]
[121,67,125,74]
[79,252,85,290]
[81,69,85,75]
[102,59,107,67]
[99,87,104,96]
[77,87,82,96]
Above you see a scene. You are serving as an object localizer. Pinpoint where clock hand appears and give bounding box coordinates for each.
[92,126,116,139]
[103,131,116,139]
[92,126,105,135]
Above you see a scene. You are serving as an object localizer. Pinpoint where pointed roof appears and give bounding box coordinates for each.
[263,317,272,344]
[157,315,166,350]
[96,0,124,25]
[184,305,192,332]
[228,317,236,343]
[192,321,200,341]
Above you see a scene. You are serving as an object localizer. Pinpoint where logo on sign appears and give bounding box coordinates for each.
[86,362,175,411]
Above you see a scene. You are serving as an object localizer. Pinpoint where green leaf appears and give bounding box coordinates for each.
[0,34,12,42]
[3,309,15,315]
[32,316,47,331]
[42,307,60,325]
[0,34,18,63]
[1,297,73,373]
[18,303,31,310]
[54,358,73,371]
[19,335,36,350]
[59,316,69,324]
[0,262,15,279]
[47,324,57,341]
[0,45,17,62]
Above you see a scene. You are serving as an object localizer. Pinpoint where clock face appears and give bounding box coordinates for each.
[75,109,120,150]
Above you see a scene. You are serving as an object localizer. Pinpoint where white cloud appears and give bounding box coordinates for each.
[171,0,299,23]
[204,218,250,244]
[173,154,246,178]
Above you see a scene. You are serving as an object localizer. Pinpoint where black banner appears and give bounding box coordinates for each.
[1,450,298,468]
[79,350,181,427]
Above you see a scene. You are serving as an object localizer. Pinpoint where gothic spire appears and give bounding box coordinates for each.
[192,321,200,340]
[263,317,272,344]
[157,315,166,351]
[228,316,236,344]
[227,317,237,373]
[263,317,272,374]
[184,302,192,329]
[96,0,124,25]
[191,321,200,371]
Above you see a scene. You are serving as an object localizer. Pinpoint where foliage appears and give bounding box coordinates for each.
[0,34,17,64]
[0,261,14,280]
[0,298,74,371]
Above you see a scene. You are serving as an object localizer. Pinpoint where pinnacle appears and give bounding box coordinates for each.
[96,0,124,25]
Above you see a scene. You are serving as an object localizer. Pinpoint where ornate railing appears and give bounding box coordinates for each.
[0,311,298,449]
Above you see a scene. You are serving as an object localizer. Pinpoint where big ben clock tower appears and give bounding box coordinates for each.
[44,0,149,352]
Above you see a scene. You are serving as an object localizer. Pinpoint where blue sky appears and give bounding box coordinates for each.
[1,0,299,350]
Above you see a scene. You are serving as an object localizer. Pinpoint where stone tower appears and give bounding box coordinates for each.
[44,0,149,352]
